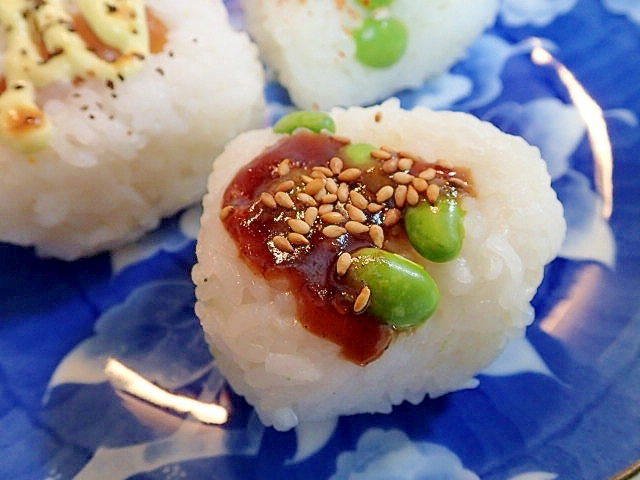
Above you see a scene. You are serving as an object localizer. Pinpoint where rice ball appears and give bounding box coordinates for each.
[0,0,266,260]
[242,0,500,109]
[192,100,566,431]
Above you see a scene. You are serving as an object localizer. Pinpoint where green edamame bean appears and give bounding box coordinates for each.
[341,142,377,168]
[347,247,440,329]
[404,196,464,263]
[353,17,408,68]
[356,0,395,9]
[273,111,336,134]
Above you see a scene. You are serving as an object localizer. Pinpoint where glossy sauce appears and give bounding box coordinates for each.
[222,131,395,365]
[221,131,473,364]
[222,129,475,365]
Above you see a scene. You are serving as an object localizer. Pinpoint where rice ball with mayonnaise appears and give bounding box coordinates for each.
[242,0,500,109]
[0,0,265,260]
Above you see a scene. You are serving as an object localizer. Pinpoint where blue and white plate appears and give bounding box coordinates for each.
[1,1,639,479]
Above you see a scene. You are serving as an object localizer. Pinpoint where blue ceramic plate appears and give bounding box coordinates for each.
[1,1,639,479]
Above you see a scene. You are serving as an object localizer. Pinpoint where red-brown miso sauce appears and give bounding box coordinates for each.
[222,131,393,365]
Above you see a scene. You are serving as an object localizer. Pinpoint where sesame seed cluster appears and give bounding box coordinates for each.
[218,130,474,350]
[219,140,470,278]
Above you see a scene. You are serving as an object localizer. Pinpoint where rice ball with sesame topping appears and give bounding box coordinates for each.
[192,99,566,431]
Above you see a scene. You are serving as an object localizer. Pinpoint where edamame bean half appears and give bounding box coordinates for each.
[341,142,377,168]
[347,247,440,329]
[273,111,336,134]
[353,17,408,68]
[404,196,465,263]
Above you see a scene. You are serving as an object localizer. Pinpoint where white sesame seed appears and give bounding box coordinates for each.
[407,185,420,206]
[305,178,325,196]
[322,225,347,238]
[380,145,396,154]
[419,168,437,181]
[394,185,407,208]
[288,232,309,246]
[345,221,370,234]
[349,190,369,210]
[321,211,345,224]
[273,235,294,253]
[366,202,384,213]
[412,177,429,192]
[260,192,276,208]
[314,187,328,201]
[398,150,420,161]
[288,218,311,234]
[320,193,338,204]
[297,192,318,206]
[220,205,234,220]
[304,206,318,225]
[275,191,295,209]
[277,158,291,176]
[353,286,371,313]
[336,252,352,276]
[376,185,394,203]
[370,149,392,160]
[383,208,401,227]
[346,203,367,222]
[397,157,414,171]
[369,225,384,248]
[338,167,362,182]
[449,177,468,189]
[330,156,343,175]
[337,182,350,202]
[325,177,338,194]
[276,179,295,192]
[427,183,441,204]
[313,166,334,177]
[318,204,334,215]
[381,157,398,174]
[392,172,414,185]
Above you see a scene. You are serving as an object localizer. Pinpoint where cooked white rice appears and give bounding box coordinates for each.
[192,99,566,431]
[242,0,500,109]
[0,0,265,260]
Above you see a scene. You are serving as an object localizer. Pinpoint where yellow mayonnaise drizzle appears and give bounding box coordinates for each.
[0,0,151,153]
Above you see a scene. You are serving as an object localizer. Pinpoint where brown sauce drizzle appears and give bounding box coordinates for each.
[72,7,168,62]
[221,130,471,365]
[3,103,46,137]
[145,8,169,54]
[72,14,120,62]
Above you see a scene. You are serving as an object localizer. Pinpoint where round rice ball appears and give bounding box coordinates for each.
[192,99,566,431]
[242,0,500,109]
